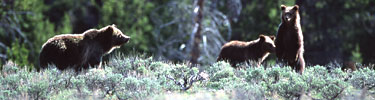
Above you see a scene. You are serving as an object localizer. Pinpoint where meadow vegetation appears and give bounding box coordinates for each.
[1,54,374,100]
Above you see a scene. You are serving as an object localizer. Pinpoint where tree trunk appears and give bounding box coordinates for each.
[190,0,204,64]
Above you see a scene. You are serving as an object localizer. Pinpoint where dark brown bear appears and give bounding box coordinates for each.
[39,24,130,71]
[275,5,305,74]
[217,35,276,67]
[341,61,357,72]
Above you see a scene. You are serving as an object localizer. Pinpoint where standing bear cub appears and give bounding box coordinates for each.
[217,35,276,67]
[275,5,305,74]
[39,24,130,71]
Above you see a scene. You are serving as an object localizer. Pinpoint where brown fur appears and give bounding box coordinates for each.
[275,5,305,74]
[341,61,357,72]
[217,35,276,67]
[39,24,130,71]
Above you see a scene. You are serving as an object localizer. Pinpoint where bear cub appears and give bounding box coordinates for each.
[275,5,305,74]
[217,34,276,67]
[39,24,130,71]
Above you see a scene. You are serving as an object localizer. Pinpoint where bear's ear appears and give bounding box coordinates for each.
[111,24,117,27]
[269,35,275,40]
[281,5,286,10]
[104,26,114,34]
[293,5,299,10]
[259,34,266,42]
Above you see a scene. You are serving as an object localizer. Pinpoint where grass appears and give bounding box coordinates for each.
[0,54,375,100]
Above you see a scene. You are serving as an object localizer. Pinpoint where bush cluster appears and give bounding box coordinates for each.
[1,54,375,99]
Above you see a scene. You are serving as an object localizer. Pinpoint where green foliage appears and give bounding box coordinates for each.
[6,39,30,70]
[228,0,283,40]
[99,0,156,53]
[349,68,375,90]
[0,0,71,68]
[297,0,375,64]
[115,77,160,99]
[205,61,241,89]
[351,44,363,63]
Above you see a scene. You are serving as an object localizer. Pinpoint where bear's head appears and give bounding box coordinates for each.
[106,24,130,47]
[280,5,299,23]
[259,34,276,53]
[86,24,130,53]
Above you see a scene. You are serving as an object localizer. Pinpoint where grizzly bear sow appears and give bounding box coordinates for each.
[217,35,276,67]
[275,5,305,74]
[39,24,130,71]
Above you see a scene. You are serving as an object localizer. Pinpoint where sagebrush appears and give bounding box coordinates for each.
[1,54,374,99]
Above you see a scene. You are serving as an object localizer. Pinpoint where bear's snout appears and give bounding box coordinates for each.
[270,46,276,53]
[285,13,292,21]
[113,34,130,46]
[123,35,130,43]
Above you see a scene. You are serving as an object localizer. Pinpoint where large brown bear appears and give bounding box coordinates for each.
[275,5,305,74]
[217,34,276,67]
[39,24,130,71]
